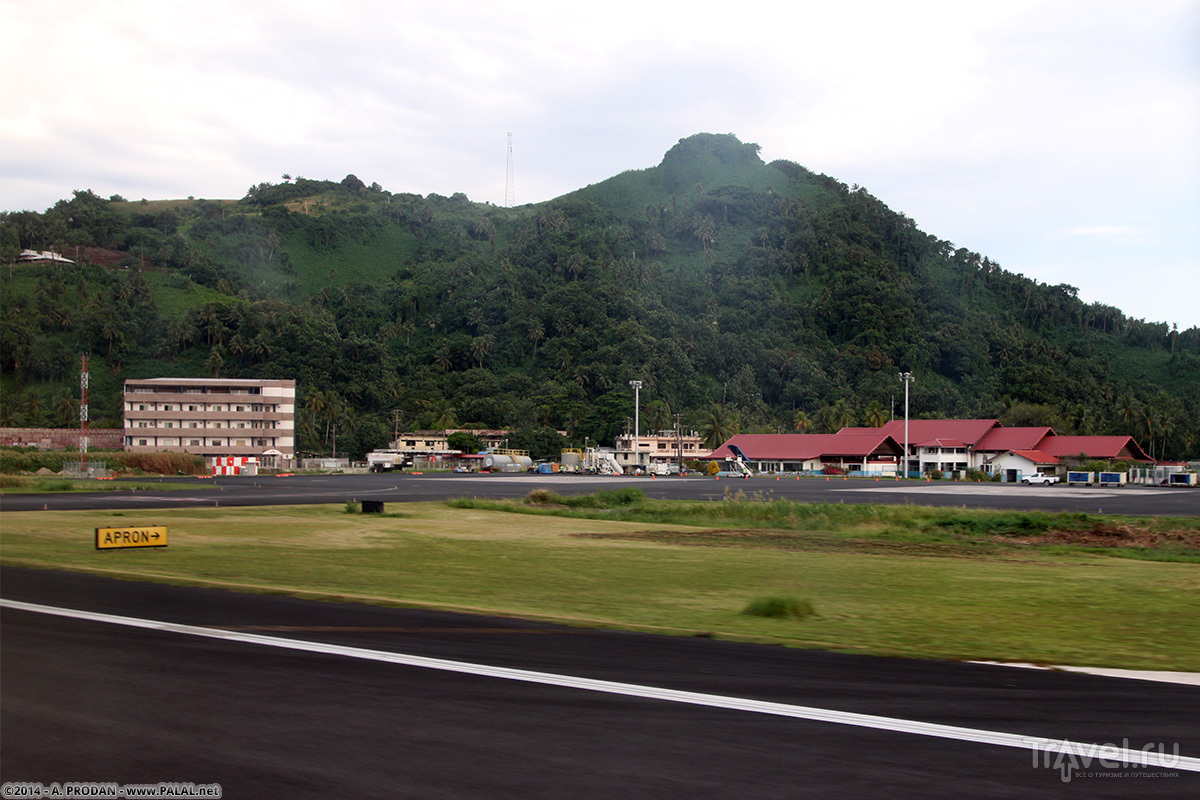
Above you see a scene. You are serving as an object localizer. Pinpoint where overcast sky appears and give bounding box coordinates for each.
[4,0,1197,327]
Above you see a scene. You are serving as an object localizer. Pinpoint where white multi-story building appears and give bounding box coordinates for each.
[123,378,295,464]
[614,430,704,473]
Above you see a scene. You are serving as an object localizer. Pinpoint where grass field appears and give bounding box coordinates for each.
[0,477,207,494]
[3,499,1197,671]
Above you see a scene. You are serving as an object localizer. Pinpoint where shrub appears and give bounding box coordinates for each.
[927,468,944,481]
[741,595,816,620]
[821,465,843,475]
[0,448,205,476]
[706,461,720,476]
[594,487,644,506]
[526,488,566,505]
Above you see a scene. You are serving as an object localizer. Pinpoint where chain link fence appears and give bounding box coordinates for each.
[63,461,110,479]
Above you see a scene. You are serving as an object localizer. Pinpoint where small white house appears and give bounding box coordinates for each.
[985,450,1061,482]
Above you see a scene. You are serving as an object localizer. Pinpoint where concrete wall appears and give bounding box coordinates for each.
[0,428,124,450]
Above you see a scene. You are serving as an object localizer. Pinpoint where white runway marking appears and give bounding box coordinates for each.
[4,598,1197,772]
[847,484,1179,498]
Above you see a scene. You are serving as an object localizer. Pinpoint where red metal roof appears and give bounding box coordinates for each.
[707,433,903,460]
[848,419,1001,447]
[975,427,1056,452]
[1036,436,1152,461]
[989,449,1062,465]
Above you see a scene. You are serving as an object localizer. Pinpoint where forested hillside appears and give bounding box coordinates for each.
[3,133,1198,460]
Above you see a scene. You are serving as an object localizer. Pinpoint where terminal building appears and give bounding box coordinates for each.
[123,378,295,466]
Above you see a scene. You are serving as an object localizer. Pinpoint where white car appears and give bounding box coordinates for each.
[1021,473,1060,485]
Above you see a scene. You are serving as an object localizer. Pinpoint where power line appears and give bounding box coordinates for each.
[505,132,515,208]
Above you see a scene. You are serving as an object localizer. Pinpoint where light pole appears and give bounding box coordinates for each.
[899,372,912,478]
[629,380,642,473]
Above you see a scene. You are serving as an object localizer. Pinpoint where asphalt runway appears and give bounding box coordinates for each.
[3,471,1199,515]
[2,567,1197,798]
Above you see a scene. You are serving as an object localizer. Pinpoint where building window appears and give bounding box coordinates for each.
[211,440,222,446]
[137,439,148,446]
[189,440,200,446]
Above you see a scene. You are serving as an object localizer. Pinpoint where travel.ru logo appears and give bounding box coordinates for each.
[1024,737,1182,783]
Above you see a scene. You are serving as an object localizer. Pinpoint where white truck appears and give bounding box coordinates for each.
[1021,473,1060,485]
[367,450,411,473]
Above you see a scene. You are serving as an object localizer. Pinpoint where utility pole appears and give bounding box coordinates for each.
[674,412,683,475]
[629,380,642,473]
[899,372,912,478]
[505,132,515,208]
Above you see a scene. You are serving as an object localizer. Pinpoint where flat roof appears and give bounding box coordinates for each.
[127,377,294,384]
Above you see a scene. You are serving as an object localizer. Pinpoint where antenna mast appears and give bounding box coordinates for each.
[505,132,515,208]
[79,353,89,472]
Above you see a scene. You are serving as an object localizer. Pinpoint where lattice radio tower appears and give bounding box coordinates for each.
[504,132,516,208]
[79,353,89,471]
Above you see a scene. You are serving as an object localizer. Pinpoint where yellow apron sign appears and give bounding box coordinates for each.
[95,526,168,550]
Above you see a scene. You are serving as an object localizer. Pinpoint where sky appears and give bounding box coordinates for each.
[3,0,1198,328]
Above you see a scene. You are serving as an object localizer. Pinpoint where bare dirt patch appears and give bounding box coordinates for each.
[574,523,1200,559]
[1011,524,1200,550]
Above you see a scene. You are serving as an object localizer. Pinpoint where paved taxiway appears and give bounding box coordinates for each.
[3,567,1197,798]
[3,472,1198,515]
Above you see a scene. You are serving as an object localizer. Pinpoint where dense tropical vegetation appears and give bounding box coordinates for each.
[3,133,1198,460]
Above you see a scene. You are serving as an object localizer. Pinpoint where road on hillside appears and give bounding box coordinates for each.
[2,471,1199,515]
[2,566,1196,798]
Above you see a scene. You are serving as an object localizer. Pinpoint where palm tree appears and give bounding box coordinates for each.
[423,397,457,431]
[205,346,225,378]
[526,320,545,356]
[53,391,76,426]
[434,347,453,373]
[322,392,347,445]
[101,316,124,354]
[863,400,888,429]
[566,252,586,281]
[1116,392,1139,436]
[471,335,494,369]
[251,334,272,363]
[828,397,857,431]
[701,404,738,450]
[793,410,813,433]
[466,306,486,333]
[305,389,328,421]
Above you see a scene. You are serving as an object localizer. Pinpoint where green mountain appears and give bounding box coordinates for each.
[3,133,1198,460]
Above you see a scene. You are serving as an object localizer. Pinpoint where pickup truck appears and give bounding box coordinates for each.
[1021,473,1060,485]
